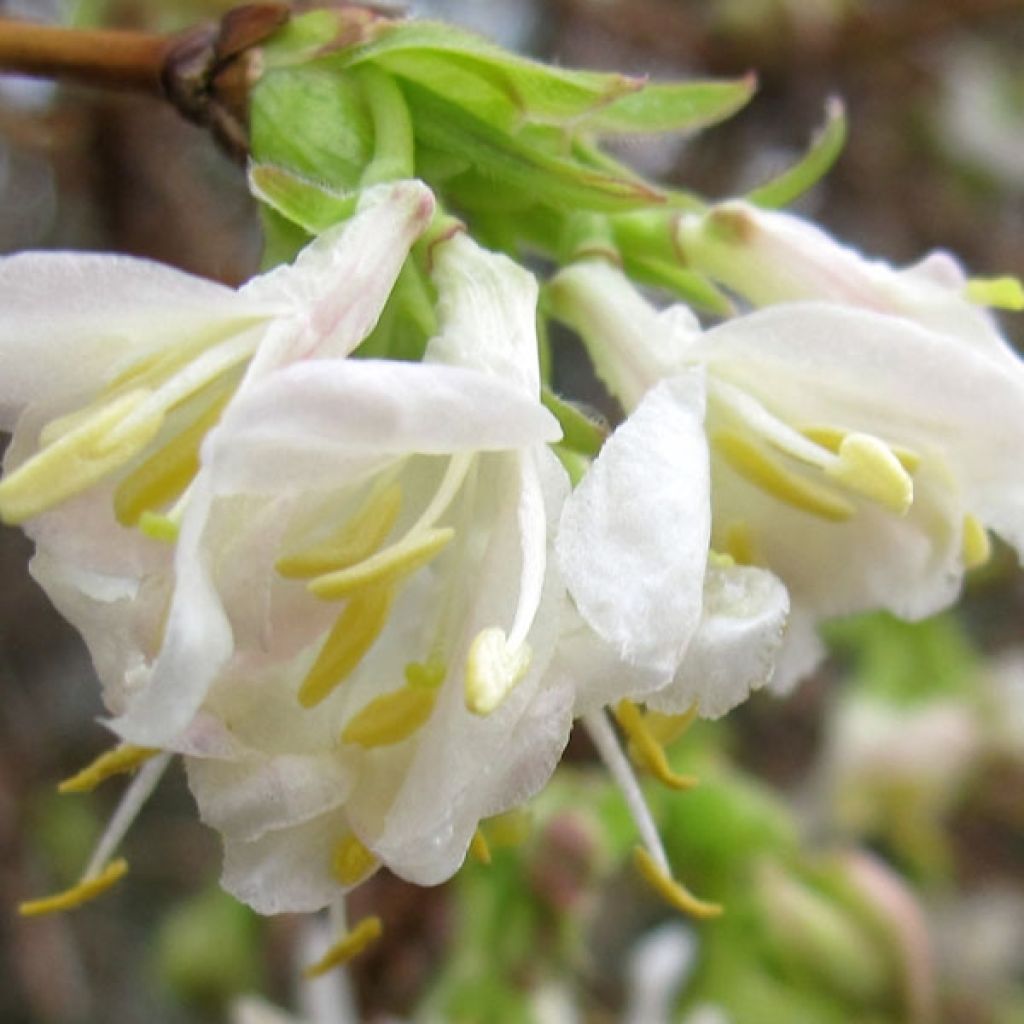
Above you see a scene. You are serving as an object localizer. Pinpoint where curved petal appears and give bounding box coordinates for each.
[558,372,711,675]
[426,232,541,395]
[205,361,561,495]
[647,562,789,719]
[693,302,1024,557]
[0,251,267,428]
[242,180,435,369]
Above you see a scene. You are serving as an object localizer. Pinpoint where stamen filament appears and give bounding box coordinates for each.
[298,586,396,708]
[276,482,402,579]
[614,701,698,792]
[58,744,158,794]
[18,859,128,917]
[633,846,723,920]
[309,528,454,600]
[407,452,474,537]
[303,916,383,979]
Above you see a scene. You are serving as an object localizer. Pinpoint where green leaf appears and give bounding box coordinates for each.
[251,66,373,191]
[249,164,358,234]
[623,253,735,315]
[402,80,664,213]
[582,73,757,134]
[747,97,847,209]
[329,20,644,128]
[541,387,608,457]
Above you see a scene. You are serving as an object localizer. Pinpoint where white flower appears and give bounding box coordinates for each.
[550,258,1024,696]
[677,199,1019,362]
[173,231,572,909]
[0,180,435,733]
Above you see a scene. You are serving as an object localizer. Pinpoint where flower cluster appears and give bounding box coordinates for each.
[4,9,1024,980]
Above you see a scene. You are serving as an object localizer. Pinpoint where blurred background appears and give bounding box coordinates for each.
[0,1,1022,1022]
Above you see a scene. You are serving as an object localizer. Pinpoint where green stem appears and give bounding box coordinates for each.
[355,65,415,185]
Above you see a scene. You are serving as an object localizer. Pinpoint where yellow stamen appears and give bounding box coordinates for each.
[113,391,232,527]
[713,431,854,522]
[722,521,757,566]
[962,514,992,570]
[615,701,698,792]
[643,706,699,748]
[298,586,395,708]
[309,528,454,601]
[331,835,378,887]
[19,859,128,917]
[0,390,163,525]
[139,511,180,542]
[800,425,920,473]
[965,275,1024,311]
[469,829,492,865]
[276,483,402,579]
[302,916,383,979]
[58,745,158,794]
[465,628,532,716]
[341,684,437,749]
[825,433,913,514]
[632,846,723,921]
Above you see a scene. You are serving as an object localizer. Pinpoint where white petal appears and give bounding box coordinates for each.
[110,476,233,746]
[205,361,561,495]
[220,810,345,915]
[426,232,542,395]
[186,751,352,844]
[0,251,267,428]
[647,562,789,719]
[693,302,1024,557]
[242,180,435,370]
[768,607,827,696]
[558,373,711,675]
[548,261,699,410]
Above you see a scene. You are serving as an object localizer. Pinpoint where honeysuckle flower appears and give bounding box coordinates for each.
[549,258,1024,695]
[167,230,574,911]
[0,179,434,724]
[677,199,1023,361]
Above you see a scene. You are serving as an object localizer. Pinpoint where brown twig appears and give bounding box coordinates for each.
[0,18,169,94]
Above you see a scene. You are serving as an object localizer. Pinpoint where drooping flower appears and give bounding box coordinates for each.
[550,257,1024,694]
[163,229,573,912]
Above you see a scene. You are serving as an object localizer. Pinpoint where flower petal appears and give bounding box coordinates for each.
[426,232,541,395]
[558,372,711,675]
[647,562,789,719]
[205,361,561,495]
[0,251,267,428]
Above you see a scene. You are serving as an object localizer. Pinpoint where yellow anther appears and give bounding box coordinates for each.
[58,745,158,794]
[721,521,757,566]
[302,916,383,979]
[825,433,913,514]
[713,431,854,523]
[405,659,446,690]
[0,390,163,525]
[276,483,402,579]
[965,275,1024,311]
[632,847,723,921]
[139,511,180,542]
[615,701,698,792]
[18,859,129,917]
[341,683,438,749]
[962,514,992,570]
[469,829,492,865]
[114,391,231,527]
[331,835,378,887]
[298,586,395,708]
[465,628,532,716]
[800,425,920,473]
[309,528,454,601]
[643,706,699,748]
